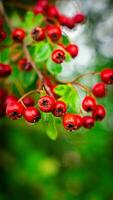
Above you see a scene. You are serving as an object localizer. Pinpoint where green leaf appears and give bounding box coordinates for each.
[47,58,62,76]
[0,48,10,63]
[62,34,70,45]
[54,84,70,96]
[19,70,36,88]
[46,114,58,140]
[23,11,44,33]
[10,12,22,27]
[55,84,81,113]
[34,41,51,63]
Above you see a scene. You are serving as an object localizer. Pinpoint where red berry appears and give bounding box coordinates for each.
[92,105,106,121]
[52,101,66,117]
[6,102,24,120]
[47,5,59,18]
[0,63,12,77]
[101,68,113,84]
[58,15,75,29]
[82,96,96,112]
[0,89,7,104]
[73,13,86,24]
[83,116,95,129]
[73,114,83,129]
[23,97,34,107]
[0,30,7,42]
[37,0,48,9]
[47,26,61,42]
[5,95,18,107]
[52,49,65,64]
[92,82,106,98]
[33,4,44,15]
[18,58,32,71]
[66,44,79,58]
[12,28,26,42]
[24,106,41,123]
[31,27,45,41]
[38,96,55,112]
[63,113,77,131]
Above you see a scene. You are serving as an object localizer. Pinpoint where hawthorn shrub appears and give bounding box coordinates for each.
[0,0,113,140]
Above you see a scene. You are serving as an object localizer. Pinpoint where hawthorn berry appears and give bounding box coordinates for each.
[73,13,86,24]
[5,95,18,107]
[23,97,34,107]
[12,28,26,42]
[52,49,65,64]
[6,102,24,120]
[37,0,48,9]
[101,68,113,84]
[33,4,45,15]
[66,44,79,58]
[18,58,32,71]
[31,27,45,41]
[0,63,12,77]
[47,26,61,42]
[63,113,77,131]
[0,30,7,42]
[92,105,106,121]
[73,114,83,129]
[58,15,75,29]
[24,106,41,123]
[47,5,59,18]
[92,82,106,98]
[82,96,96,112]
[83,116,95,129]
[52,101,66,117]
[38,96,55,112]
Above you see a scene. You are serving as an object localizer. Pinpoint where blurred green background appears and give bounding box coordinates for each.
[0,0,113,200]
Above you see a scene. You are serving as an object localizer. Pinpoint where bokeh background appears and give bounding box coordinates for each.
[0,0,113,199]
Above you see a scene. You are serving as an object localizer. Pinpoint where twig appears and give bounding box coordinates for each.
[18,89,41,102]
[74,71,100,82]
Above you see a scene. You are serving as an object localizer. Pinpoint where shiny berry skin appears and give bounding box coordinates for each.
[47,5,59,18]
[0,63,12,77]
[37,0,48,9]
[12,28,26,42]
[23,97,34,107]
[66,44,79,58]
[47,26,61,42]
[52,49,65,64]
[33,4,44,15]
[83,116,95,129]
[0,30,7,42]
[5,95,18,107]
[92,82,106,98]
[38,96,55,112]
[31,27,45,41]
[52,101,66,117]
[6,102,24,120]
[101,68,113,84]
[58,15,75,29]
[92,105,106,121]
[74,114,83,129]
[73,13,86,24]
[63,113,77,131]
[18,58,32,71]
[82,96,96,112]
[0,89,7,104]
[24,106,41,123]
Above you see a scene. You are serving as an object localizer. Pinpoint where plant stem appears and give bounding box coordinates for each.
[18,89,41,102]
[74,82,91,94]
[74,72,100,82]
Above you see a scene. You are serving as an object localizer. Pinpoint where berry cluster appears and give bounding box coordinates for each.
[0,0,113,138]
[33,0,86,29]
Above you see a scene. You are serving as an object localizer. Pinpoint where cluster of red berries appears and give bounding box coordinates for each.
[0,18,7,43]
[33,0,86,29]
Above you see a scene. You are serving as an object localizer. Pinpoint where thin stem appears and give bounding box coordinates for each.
[23,43,44,83]
[18,89,41,102]
[74,82,91,94]
[74,72,100,82]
